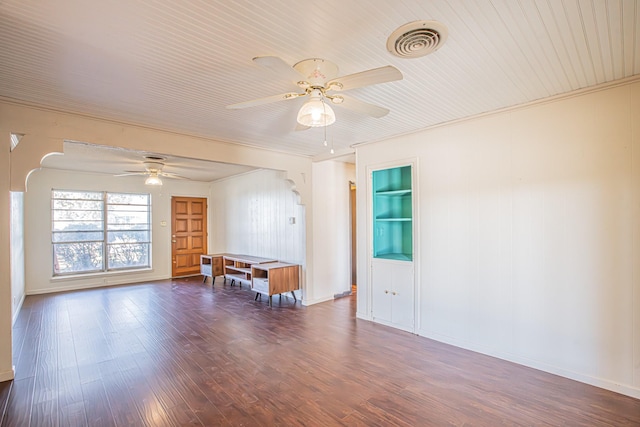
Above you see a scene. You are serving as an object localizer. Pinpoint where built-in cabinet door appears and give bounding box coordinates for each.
[371,260,414,332]
[371,261,394,324]
[390,262,414,331]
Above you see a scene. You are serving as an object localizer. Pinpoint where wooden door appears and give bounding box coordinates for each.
[171,197,207,277]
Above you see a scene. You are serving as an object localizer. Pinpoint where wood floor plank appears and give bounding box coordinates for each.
[3,377,35,427]
[0,380,12,426]
[81,380,116,427]
[101,370,146,427]
[29,398,59,427]
[58,401,87,427]
[6,278,640,426]
[162,402,204,426]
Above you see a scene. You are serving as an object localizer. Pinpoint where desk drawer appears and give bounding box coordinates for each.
[252,278,269,294]
[201,264,212,276]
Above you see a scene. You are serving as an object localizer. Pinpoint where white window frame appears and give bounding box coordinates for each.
[51,190,151,276]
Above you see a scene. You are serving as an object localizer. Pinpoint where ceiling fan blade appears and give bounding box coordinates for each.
[327,66,403,92]
[226,92,303,109]
[294,123,311,132]
[160,172,189,180]
[114,171,146,177]
[253,56,303,82]
[335,95,390,118]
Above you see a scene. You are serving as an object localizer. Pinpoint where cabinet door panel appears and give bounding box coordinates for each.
[391,263,414,330]
[371,262,393,323]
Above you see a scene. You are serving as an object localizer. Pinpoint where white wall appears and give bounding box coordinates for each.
[24,168,211,294]
[311,160,355,302]
[0,137,14,382]
[356,80,640,398]
[209,169,306,295]
[10,192,25,324]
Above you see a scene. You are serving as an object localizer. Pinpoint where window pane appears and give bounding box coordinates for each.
[53,190,102,200]
[107,211,149,225]
[53,242,103,274]
[107,193,149,205]
[107,230,150,243]
[108,243,149,269]
[52,220,104,232]
[52,200,103,211]
[53,209,103,222]
[109,224,150,231]
[53,231,103,243]
[108,204,149,212]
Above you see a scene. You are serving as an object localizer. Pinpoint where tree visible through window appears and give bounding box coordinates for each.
[52,190,151,275]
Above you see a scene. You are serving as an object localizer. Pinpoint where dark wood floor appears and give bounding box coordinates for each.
[4,277,640,426]
[0,380,11,426]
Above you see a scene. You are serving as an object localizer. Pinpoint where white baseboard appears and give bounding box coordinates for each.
[11,294,25,326]
[302,295,334,306]
[28,274,168,295]
[0,367,15,382]
[356,312,371,321]
[417,328,640,400]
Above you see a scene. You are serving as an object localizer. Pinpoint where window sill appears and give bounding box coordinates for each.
[51,268,153,282]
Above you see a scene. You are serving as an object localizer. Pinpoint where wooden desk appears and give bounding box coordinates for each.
[251,262,300,307]
[200,253,229,285]
[223,255,277,287]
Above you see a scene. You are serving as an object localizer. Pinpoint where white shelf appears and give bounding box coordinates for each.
[375,189,412,196]
[226,266,251,274]
[374,252,413,261]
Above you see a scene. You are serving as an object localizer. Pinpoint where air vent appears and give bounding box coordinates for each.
[387,20,448,58]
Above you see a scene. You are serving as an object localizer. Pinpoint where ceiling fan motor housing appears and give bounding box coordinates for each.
[143,160,164,172]
[293,58,340,86]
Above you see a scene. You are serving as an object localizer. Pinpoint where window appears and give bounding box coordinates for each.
[52,190,151,275]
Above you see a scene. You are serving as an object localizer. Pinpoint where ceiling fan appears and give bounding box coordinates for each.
[226,56,403,127]
[115,156,186,185]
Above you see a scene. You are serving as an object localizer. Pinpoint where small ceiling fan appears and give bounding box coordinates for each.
[115,156,187,185]
[226,56,403,127]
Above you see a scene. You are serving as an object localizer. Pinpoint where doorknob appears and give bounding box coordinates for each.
[172,240,177,243]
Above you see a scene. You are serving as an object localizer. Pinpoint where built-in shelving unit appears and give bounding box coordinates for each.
[369,162,416,332]
[372,165,413,261]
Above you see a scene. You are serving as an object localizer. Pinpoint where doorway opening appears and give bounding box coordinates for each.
[350,181,357,293]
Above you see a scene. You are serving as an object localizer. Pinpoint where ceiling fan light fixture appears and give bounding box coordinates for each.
[145,174,163,186]
[297,89,335,127]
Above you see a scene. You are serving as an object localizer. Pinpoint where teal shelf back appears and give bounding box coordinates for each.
[372,165,413,261]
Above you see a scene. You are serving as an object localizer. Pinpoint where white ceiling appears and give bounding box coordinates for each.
[40,141,257,182]
[1,0,640,162]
